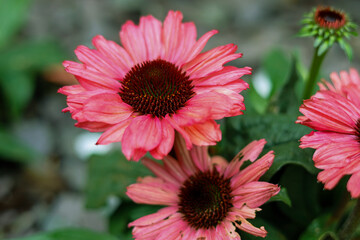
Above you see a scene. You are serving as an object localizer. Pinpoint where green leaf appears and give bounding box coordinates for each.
[9,228,119,240]
[0,128,40,163]
[0,71,34,119]
[248,82,268,114]
[85,151,152,208]
[269,187,292,206]
[227,114,317,180]
[0,40,65,72]
[0,0,30,49]
[263,49,291,98]
[299,214,338,240]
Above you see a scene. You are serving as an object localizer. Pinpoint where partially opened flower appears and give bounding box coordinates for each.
[58,10,251,161]
[298,6,357,59]
[126,138,280,239]
[297,77,360,197]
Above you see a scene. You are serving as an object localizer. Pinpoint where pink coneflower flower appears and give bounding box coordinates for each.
[58,10,251,161]
[297,83,360,198]
[126,138,280,239]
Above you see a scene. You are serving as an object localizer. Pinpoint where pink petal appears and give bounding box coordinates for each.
[131,213,183,239]
[189,145,211,172]
[126,182,178,205]
[75,121,112,132]
[174,22,197,66]
[318,168,345,190]
[235,218,267,238]
[120,20,147,64]
[139,15,163,60]
[217,220,240,239]
[162,10,184,63]
[74,45,123,78]
[163,155,188,183]
[224,139,267,179]
[165,115,192,149]
[58,84,85,95]
[231,151,274,189]
[183,120,221,146]
[141,157,181,186]
[150,119,175,159]
[181,29,218,64]
[183,44,241,79]
[83,93,133,124]
[121,115,162,161]
[173,132,197,176]
[192,66,251,88]
[232,181,280,208]
[92,35,133,76]
[347,172,360,198]
[129,206,178,227]
[63,61,121,91]
[96,119,132,144]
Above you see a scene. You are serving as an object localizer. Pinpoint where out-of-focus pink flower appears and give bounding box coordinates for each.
[126,137,279,239]
[58,10,251,161]
[297,70,360,198]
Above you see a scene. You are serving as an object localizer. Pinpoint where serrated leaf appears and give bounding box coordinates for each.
[0,128,40,163]
[0,0,30,49]
[85,151,152,208]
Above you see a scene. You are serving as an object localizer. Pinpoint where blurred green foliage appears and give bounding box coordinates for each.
[0,0,65,164]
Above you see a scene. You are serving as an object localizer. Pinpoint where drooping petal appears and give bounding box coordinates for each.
[347,172,360,198]
[235,218,267,238]
[121,115,162,161]
[126,182,178,205]
[183,120,221,146]
[129,206,178,227]
[96,119,132,144]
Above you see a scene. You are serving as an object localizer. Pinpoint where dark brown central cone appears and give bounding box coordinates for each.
[119,59,195,118]
[315,7,346,29]
[178,170,233,229]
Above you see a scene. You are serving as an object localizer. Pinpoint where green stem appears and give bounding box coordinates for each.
[338,198,360,240]
[302,47,328,99]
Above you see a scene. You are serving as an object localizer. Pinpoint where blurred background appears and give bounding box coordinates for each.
[0,0,359,239]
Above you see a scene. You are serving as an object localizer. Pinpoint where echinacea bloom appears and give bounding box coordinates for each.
[298,6,357,58]
[297,73,360,198]
[126,137,280,239]
[58,10,251,161]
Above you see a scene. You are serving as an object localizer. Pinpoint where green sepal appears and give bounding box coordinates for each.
[317,41,329,56]
[338,38,353,60]
[313,37,323,47]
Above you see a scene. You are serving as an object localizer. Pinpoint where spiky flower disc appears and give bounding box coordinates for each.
[298,6,357,59]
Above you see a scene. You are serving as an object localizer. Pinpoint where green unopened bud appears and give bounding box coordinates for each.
[298,6,357,60]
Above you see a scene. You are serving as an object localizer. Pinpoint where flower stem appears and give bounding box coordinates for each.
[338,198,360,240]
[302,47,328,99]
